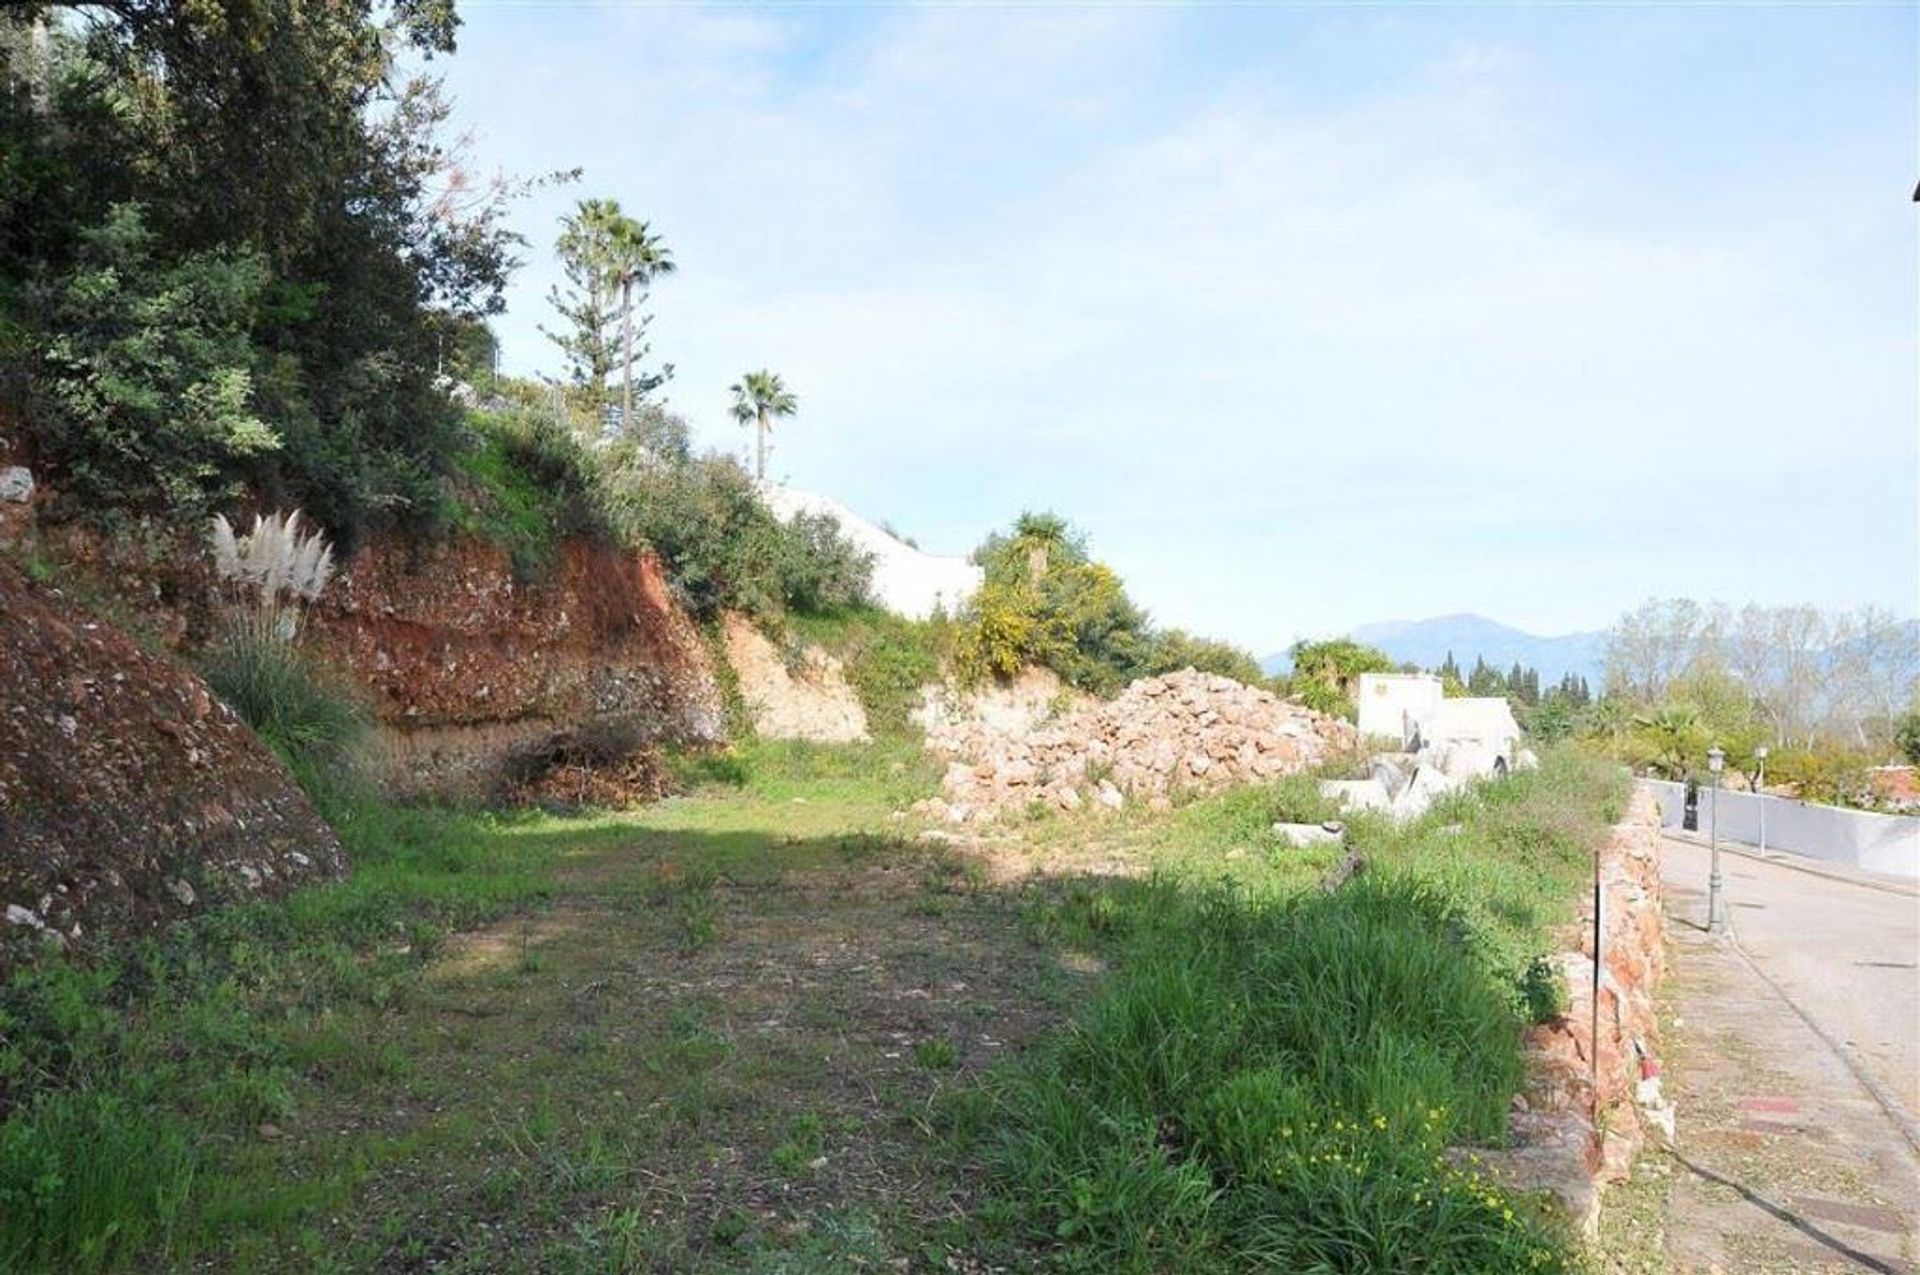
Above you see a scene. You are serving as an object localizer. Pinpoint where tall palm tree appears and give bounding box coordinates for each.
[607,216,675,428]
[729,369,797,481]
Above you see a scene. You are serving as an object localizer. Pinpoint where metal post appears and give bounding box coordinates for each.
[1707,746,1726,934]
[1756,746,1769,854]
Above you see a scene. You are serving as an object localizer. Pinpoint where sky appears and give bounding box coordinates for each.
[432,1,1919,652]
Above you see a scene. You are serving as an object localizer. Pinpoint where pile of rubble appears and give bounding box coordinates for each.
[914,669,1356,823]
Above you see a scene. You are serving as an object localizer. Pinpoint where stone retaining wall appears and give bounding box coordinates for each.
[1489,788,1669,1237]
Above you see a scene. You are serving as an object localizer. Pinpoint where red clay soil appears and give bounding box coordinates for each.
[308,537,719,736]
[0,563,344,970]
[30,525,725,796]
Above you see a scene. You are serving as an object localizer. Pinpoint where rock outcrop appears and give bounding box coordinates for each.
[0,564,345,968]
[721,613,868,744]
[916,668,1356,822]
[305,538,724,794]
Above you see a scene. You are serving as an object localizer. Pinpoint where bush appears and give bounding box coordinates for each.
[454,408,610,580]
[26,205,277,523]
[1144,629,1268,686]
[1895,710,1920,766]
[775,511,875,615]
[597,443,871,621]
[1282,638,1397,721]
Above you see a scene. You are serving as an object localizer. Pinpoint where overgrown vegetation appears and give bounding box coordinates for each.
[788,606,950,734]
[0,776,568,1272]
[963,748,1624,1272]
[2,7,535,547]
[954,513,1266,697]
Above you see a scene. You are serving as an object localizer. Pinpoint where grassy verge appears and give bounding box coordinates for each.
[961,748,1625,1272]
[0,773,633,1272]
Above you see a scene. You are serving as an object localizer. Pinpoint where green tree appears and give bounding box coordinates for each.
[542,199,622,423]
[4,4,545,544]
[606,214,674,428]
[729,369,798,481]
[27,204,278,518]
[1286,638,1396,719]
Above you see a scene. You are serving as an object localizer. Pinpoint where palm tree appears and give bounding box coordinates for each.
[729,369,797,481]
[607,216,675,428]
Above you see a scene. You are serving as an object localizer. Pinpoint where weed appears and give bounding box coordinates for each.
[912,1039,959,1071]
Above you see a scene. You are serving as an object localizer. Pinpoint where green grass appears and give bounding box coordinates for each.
[0,734,1621,1272]
[784,606,947,735]
[0,772,617,1272]
[963,748,1624,1272]
[201,634,368,771]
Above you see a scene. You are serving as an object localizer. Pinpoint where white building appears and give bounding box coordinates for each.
[1356,671,1523,760]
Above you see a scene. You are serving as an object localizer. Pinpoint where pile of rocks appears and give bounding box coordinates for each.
[914,668,1356,823]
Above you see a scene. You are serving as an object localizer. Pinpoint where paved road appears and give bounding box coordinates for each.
[1662,835,1920,1116]
[1659,836,1920,1272]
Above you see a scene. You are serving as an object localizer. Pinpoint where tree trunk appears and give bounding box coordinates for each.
[620,275,634,432]
[756,407,767,480]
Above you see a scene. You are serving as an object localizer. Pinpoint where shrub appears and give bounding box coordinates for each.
[776,511,875,615]
[1895,710,1920,766]
[1282,638,1397,720]
[1144,629,1268,686]
[598,444,872,621]
[203,508,363,771]
[453,407,610,579]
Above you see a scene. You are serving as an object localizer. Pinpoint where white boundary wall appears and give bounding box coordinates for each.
[1639,778,1920,880]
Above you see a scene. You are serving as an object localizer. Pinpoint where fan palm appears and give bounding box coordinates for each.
[729,369,797,480]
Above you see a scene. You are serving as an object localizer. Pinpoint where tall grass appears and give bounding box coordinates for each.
[968,749,1623,1272]
[201,636,366,771]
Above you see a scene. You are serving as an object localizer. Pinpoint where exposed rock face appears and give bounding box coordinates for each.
[911,665,1085,739]
[307,538,725,794]
[917,668,1356,822]
[1482,789,1668,1236]
[0,564,344,968]
[721,613,868,744]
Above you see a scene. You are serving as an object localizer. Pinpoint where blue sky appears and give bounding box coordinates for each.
[434,2,1917,651]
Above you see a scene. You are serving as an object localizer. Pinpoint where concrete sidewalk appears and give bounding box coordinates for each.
[1654,838,1920,1273]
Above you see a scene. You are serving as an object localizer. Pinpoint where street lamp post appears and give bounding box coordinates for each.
[1707,746,1727,934]
[1755,745,1769,854]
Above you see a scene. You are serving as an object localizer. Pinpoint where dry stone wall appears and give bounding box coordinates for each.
[1486,789,1669,1237]
[916,668,1356,822]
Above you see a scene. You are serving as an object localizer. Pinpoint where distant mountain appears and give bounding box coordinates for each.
[1262,614,1606,685]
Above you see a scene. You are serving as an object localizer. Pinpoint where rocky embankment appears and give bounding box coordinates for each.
[916,668,1356,822]
[0,564,345,969]
[308,537,724,794]
[1491,789,1669,1236]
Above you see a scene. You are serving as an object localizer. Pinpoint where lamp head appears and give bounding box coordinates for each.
[1755,745,1768,761]
[1707,746,1725,774]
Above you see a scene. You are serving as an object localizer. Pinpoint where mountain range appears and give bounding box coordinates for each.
[1262,614,1606,685]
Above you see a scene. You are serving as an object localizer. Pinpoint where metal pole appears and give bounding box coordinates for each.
[1758,755,1768,854]
[1707,763,1725,934]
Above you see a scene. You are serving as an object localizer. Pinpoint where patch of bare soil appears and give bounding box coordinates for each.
[241,841,1086,1272]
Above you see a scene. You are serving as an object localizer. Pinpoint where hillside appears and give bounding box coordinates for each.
[1265,613,1605,684]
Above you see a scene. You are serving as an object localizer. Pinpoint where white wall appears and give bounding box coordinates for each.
[1640,778,1920,880]
[1357,673,1441,744]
